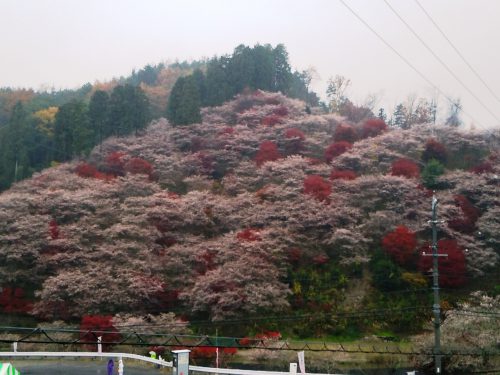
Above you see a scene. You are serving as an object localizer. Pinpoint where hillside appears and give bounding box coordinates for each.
[0,44,320,192]
[0,91,499,347]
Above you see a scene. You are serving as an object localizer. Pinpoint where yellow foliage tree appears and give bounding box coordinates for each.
[33,106,59,137]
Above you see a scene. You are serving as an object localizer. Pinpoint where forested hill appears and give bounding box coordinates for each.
[0,43,317,191]
[0,89,499,346]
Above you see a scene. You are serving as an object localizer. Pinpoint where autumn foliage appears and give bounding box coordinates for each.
[360,118,388,138]
[255,141,281,166]
[105,151,127,176]
[0,287,32,314]
[236,228,261,242]
[190,346,237,359]
[418,240,467,287]
[391,158,420,179]
[284,128,305,141]
[75,163,100,178]
[49,219,59,240]
[324,141,353,163]
[449,195,480,234]
[124,157,153,176]
[0,89,497,340]
[334,123,357,143]
[330,169,357,180]
[470,161,493,174]
[261,115,283,126]
[422,138,447,163]
[75,163,113,181]
[80,315,121,350]
[303,175,331,202]
[382,226,417,266]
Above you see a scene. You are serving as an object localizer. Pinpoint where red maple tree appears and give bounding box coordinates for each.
[303,175,331,202]
[75,163,113,181]
[124,158,153,176]
[49,219,59,240]
[261,115,283,126]
[0,287,33,314]
[418,239,467,287]
[105,151,127,176]
[284,128,305,141]
[470,161,493,174]
[324,141,353,163]
[391,158,420,179]
[381,225,417,266]
[330,169,357,180]
[422,138,447,163]
[334,123,357,143]
[80,315,121,351]
[236,228,261,242]
[360,118,387,138]
[75,163,100,178]
[449,195,480,234]
[255,141,281,166]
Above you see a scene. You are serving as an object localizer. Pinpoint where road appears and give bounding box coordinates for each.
[7,359,168,374]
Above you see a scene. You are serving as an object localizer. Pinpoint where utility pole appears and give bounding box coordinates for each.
[423,194,447,374]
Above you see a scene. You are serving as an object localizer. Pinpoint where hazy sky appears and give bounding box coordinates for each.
[1,0,500,130]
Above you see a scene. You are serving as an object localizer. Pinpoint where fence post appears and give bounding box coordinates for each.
[290,363,297,375]
[97,336,102,354]
[12,342,17,353]
[118,357,124,375]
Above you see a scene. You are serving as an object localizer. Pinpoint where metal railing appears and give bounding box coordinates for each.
[0,351,347,375]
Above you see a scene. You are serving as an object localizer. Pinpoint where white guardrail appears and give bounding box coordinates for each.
[0,351,347,375]
[0,351,172,367]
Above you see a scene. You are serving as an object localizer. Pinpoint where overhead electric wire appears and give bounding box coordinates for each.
[95,305,434,330]
[414,0,500,105]
[383,0,500,124]
[338,0,486,129]
[452,309,500,318]
[0,306,435,334]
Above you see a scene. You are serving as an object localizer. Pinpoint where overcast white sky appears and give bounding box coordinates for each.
[1,0,500,130]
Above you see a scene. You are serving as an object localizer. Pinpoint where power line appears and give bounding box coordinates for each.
[337,0,486,129]
[383,0,500,124]
[452,310,500,318]
[0,306,435,334]
[414,0,500,105]
[98,306,434,330]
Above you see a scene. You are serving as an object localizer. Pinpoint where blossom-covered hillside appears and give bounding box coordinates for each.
[0,91,498,337]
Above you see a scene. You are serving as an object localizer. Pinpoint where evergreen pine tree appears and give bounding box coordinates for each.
[54,100,89,161]
[167,76,202,125]
[88,90,109,144]
[0,102,30,185]
[107,85,150,136]
[192,69,207,106]
[392,103,408,129]
[252,44,274,91]
[205,57,232,106]
[378,108,387,122]
[273,44,292,93]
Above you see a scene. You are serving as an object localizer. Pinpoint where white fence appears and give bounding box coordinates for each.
[0,351,172,367]
[0,351,347,375]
